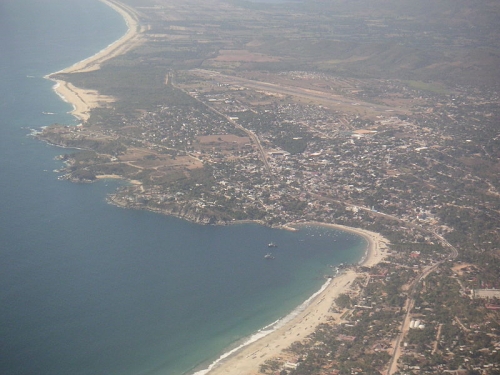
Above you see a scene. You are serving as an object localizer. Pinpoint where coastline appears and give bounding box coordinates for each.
[293,222,388,268]
[39,3,390,373]
[196,222,388,375]
[45,0,142,122]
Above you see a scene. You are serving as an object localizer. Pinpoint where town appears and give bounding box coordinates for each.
[37,0,500,373]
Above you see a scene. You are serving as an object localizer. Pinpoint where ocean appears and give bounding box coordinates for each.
[0,1,366,374]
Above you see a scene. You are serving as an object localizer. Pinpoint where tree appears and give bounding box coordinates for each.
[335,293,352,308]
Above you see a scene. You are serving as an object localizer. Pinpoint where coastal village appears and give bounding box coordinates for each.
[36,0,500,374]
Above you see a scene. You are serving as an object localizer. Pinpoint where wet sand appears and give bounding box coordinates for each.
[46,0,142,122]
[40,3,390,372]
[201,223,388,375]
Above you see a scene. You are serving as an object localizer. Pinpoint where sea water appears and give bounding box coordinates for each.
[0,1,365,374]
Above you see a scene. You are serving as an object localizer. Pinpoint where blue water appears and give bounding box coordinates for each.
[0,1,366,375]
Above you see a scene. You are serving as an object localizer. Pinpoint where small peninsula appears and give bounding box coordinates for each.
[37,0,500,374]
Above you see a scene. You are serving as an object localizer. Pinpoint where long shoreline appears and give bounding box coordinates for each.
[194,222,388,375]
[45,0,142,122]
[41,3,390,374]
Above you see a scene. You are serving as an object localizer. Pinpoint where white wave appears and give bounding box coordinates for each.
[191,277,333,375]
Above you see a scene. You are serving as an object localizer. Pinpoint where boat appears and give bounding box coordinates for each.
[264,253,275,260]
[268,242,278,248]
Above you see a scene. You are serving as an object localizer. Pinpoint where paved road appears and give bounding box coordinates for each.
[310,194,460,375]
[171,77,272,175]
[386,261,442,374]
[190,69,408,115]
[386,230,458,374]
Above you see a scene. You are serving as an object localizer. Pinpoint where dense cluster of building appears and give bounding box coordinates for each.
[39,67,499,375]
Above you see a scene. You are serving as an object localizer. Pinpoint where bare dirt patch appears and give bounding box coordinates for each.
[197,134,250,144]
[452,263,476,275]
[117,148,202,170]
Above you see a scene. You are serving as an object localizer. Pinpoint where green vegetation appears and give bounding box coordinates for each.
[405,80,449,95]
[335,293,352,309]
[38,1,500,373]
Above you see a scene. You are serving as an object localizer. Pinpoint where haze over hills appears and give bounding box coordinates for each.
[118,0,500,87]
[36,0,500,373]
[231,0,500,86]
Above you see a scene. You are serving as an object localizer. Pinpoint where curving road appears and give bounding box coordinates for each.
[386,231,458,374]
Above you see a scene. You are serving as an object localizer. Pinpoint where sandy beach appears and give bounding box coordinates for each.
[200,223,388,375]
[301,222,388,268]
[41,3,390,372]
[46,0,143,122]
